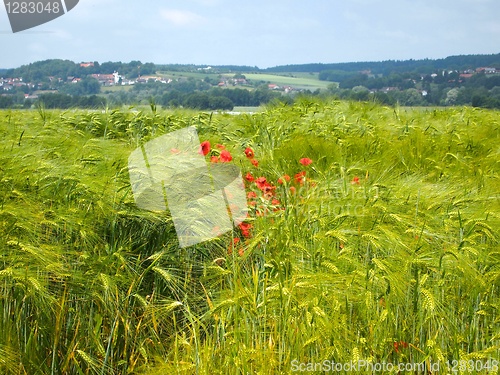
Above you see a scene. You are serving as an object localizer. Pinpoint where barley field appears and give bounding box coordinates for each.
[0,99,499,374]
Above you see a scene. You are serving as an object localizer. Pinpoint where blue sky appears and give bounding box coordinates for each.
[1,0,499,69]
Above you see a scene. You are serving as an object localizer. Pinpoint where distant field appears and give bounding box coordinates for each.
[156,70,211,80]
[235,72,332,90]
[101,85,133,93]
[155,70,333,91]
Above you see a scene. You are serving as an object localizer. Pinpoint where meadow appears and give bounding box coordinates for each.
[226,73,332,90]
[0,99,499,374]
[154,70,331,91]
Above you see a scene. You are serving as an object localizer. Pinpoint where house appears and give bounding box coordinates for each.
[381,87,398,93]
[459,73,473,79]
[232,78,247,85]
[91,73,115,86]
[112,71,121,85]
[80,62,95,68]
[476,67,497,74]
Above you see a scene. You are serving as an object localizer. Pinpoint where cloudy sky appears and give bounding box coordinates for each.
[1,0,499,69]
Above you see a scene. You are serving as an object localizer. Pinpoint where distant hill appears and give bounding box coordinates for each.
[5,53,500,80]
[264,53,500,74]
[3,53,500,110]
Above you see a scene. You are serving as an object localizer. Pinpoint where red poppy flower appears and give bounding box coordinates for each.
[262,184,275,195]
[238,248,245,257]
[211,156,219,163]
[247,191,257,199]
[255,177,267,190]
[220,150,233,163]
[245,172,255,182]
[244,147,254,159]
[294,171,306,184]
[290,186,296,194]
[299,157,313,166]
[393,341,409,353]
[251,159,259,167]
[216,144,225,150]
[199,141,210,156]
[239,222,252,238]
[239,222,252,232]
[278,175,291,184]
[351,176,360,185]
[393,342,399,353]
[272,199,280,205]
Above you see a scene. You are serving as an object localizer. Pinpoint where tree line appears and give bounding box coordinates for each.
[322,71,500,109]
[267,53,500,75]
[105,80,282,109]
[2,55,500,110]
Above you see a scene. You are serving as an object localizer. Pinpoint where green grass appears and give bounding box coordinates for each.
[155,69,331,91]
[102,85,134,93]
[0,99,499,374]
[240,72,331,90]
[157,70,214,80]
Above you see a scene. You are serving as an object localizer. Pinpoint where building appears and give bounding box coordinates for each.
[476,67,497,74]
[91,73,116,86]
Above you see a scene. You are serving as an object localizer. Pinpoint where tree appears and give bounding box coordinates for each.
[472,94,488,108]
[209,96,234,110]
[0,96,14,108]
[185,92,210,109]
[445,88,460,106]
[60,77,100,96]
[37,93,73,108]
[339,74,368,89]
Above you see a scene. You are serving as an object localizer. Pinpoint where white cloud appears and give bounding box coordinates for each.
[160,9,206,27]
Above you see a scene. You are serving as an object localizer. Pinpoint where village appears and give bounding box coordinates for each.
[1,59,499,109]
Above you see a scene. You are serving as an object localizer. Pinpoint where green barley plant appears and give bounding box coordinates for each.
[0,99,499,374]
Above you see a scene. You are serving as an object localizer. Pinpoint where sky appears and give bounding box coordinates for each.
[1,0,499,69]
